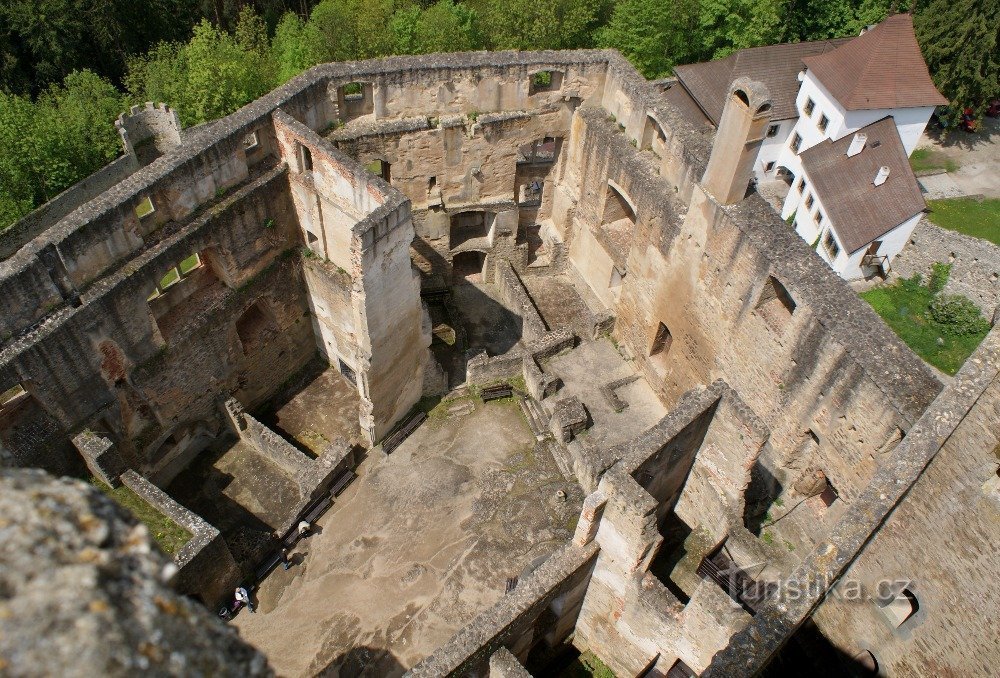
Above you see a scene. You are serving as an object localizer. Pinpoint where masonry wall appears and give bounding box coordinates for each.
[808,331,1000,675]
[557,92,941,554]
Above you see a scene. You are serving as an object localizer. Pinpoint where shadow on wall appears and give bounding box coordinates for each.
[760,618,880,677]
[315,645,405,678]
[743,460,784,535]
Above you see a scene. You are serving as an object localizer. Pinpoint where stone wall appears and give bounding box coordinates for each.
[0,154,139,261]
[573,382,770,675]
[888,217,1000,315]
[407,541,599,677]
[557,98,941,543]
[120,469,240,609]
[703,325,1000,676]
[0,468,270,676]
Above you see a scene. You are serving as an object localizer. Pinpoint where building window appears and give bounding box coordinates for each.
[764,161,776,172]
[242,131,259,151]
[766,123,780,138]
[879,587,919,628]
[135,196,155,219]
[650,322,672,357]
[823,229,840,259]
[818,114,829,133]
[804,194,814,210]
[528,70,563,95]
[790,133,803,154]
[797,178,806,193]
[816,211,824,226]
[147,253,202,300]
[804,97,815,117]
[298,143,313,173]
[756,276,796,330]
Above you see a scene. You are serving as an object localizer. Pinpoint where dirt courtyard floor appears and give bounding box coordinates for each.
[234,396,583,676]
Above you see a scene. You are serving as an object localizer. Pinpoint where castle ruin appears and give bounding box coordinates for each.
[1,50,998,677]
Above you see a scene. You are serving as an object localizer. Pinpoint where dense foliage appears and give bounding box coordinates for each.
[0,0,993,232]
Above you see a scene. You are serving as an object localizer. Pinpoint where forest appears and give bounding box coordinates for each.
[1,0,996,231]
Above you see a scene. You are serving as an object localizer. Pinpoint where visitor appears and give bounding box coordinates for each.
[234,586,254,613]
[280,548,292,571]
[297,520,311,538]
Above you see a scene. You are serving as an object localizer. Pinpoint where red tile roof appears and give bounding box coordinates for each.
[800,117,926,253]
[674,38,851,124]
[802,14,947,111]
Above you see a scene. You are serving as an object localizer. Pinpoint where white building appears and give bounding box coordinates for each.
[667,14,947,280]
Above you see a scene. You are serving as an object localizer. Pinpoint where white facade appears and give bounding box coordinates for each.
[753,118,795,181]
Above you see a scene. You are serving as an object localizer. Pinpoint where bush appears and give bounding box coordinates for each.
[929,262,951,294]
[929,295,990,336]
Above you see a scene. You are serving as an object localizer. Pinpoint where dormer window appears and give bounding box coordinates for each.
[791,133,803,154]
[818,114,829,133]
[804,98,816,117]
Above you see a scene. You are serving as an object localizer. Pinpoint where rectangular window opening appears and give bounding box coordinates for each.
[791,133,803,154]
[243,131,259,151]
[135,196,155,219]
[818,114,829,133]
[299,144,313,173]
[766,123,780,138]
[804,98,816,117]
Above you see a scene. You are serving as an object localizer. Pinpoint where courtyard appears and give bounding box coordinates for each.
[234,395,584,676]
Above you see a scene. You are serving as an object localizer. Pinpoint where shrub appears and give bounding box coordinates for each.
[929,262,951,294]
[929,295,990,336]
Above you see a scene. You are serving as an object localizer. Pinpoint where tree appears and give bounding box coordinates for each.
[598,0,700,78]
[307,0,359,63]
[471,0,608,51]
[272,12,320,83]
[0,0,199,95]
[126,19,276,126]
[0,71,128,231]
[412,0,482,54]
[699,0,786,59]
[915,0,1000,119]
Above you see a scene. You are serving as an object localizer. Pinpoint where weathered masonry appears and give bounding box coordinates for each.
[2,49,997,677]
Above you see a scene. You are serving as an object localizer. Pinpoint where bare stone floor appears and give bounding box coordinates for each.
[264,365,364,453]
[547,338,667,449]
[234,397,583,676]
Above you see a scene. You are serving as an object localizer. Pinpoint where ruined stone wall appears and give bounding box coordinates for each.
[704,326,1000,677]
[573,383,769,675]
[806,328,1000,675]
[408,541,599,677]
[0,159,315,474]
[330,109,573,285]
[558,100,941,545]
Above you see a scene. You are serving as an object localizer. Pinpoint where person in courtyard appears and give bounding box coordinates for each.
[280,548,292,571]
[234,586,254,613]
[297,520,311,539]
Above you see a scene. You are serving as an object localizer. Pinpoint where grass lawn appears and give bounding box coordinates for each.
[908,147,959,174]
[558,651,617,678]
[926,197,1000,246]
[90,477,192,555]
[861,271,989,375]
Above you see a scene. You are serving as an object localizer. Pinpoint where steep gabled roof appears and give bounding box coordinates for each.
[674,38,851,124]
[800,117,926,253]
[802,13,947,111]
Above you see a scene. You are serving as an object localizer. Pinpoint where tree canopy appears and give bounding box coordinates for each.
[0,0,992,233]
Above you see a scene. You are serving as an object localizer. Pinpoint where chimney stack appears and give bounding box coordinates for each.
[873,166,890,186]
[702,77,773,205]
[847,133,867,157]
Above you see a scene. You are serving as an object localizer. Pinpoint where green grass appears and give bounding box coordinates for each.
[926,197,1000,246]
[179,253,200,274]
[908,147,959,174]
[559,651,617,678]
[90,477,191,555]
[861,271,989,375]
